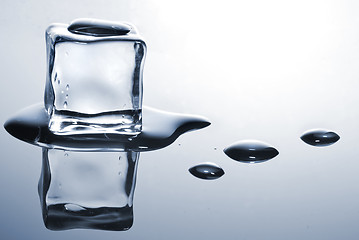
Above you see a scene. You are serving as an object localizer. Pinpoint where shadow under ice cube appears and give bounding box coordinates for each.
[44,19,146,135]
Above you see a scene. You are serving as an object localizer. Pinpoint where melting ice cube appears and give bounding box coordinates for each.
[44,19,146,135]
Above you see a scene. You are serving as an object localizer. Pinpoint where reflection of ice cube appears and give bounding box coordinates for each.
[38,148,139,231]
[44,19,146,135]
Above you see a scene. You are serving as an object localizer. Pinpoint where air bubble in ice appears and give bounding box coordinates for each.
[64,204,86,212]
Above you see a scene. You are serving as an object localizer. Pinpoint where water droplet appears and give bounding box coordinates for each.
[64,151,68,157]
[57,79,60,85]
[68,18,132,37]
[189,162,225,180]
[118,172,122,176]
[65,94,68,99]
[178,143,181,146]
[301,129,340,147]
[214,147,217,150]
[66,84,69,90]
[224,140,279,163]
[63,101,68,109]
[119,156,121,160]
[65,51,69,56]
[61,90,64,94]
[64,204,86,212]
[54,73,57,82]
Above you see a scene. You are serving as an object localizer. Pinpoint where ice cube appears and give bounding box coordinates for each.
[44,19,146,135]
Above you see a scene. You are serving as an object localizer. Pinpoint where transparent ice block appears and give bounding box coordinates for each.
[44,19,146,135]
[38,148,139,231]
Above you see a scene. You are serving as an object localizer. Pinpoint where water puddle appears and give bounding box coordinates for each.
[4,103,210,151]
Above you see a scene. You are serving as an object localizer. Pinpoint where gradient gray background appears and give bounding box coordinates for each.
[1,0,359,239]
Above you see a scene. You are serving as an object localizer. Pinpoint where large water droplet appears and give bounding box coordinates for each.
[68,18,132,37]
[301,129,340,146]
[189,162,224,180]
[224,140,279,163]
[63,101,68,109]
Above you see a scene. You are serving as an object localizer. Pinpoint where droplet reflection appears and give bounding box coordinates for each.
[189,162,224,180]
[301,129,340,147]
[223,140,279,163]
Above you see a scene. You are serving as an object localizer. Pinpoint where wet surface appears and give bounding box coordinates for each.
[4,103,210,151]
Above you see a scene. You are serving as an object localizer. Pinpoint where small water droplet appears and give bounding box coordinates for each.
[66,84,69,90]
[65,51,69,56]
[214,147,217,150]
[118,172,121,176]
[224,140,279,163]
[301,129,340,146]
[64,151,68,157]
[54,73,57,82]
[178,143,181,146]
[189,162,225,180]
[65,94,68,99]
[119,156,121,160]
[68,18,132,37]
[63,101,68,109]
[58,79,61,84]
[61,90,64,94]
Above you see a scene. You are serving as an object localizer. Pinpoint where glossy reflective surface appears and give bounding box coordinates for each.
[39,149,138,231]
[1,1,359,239]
